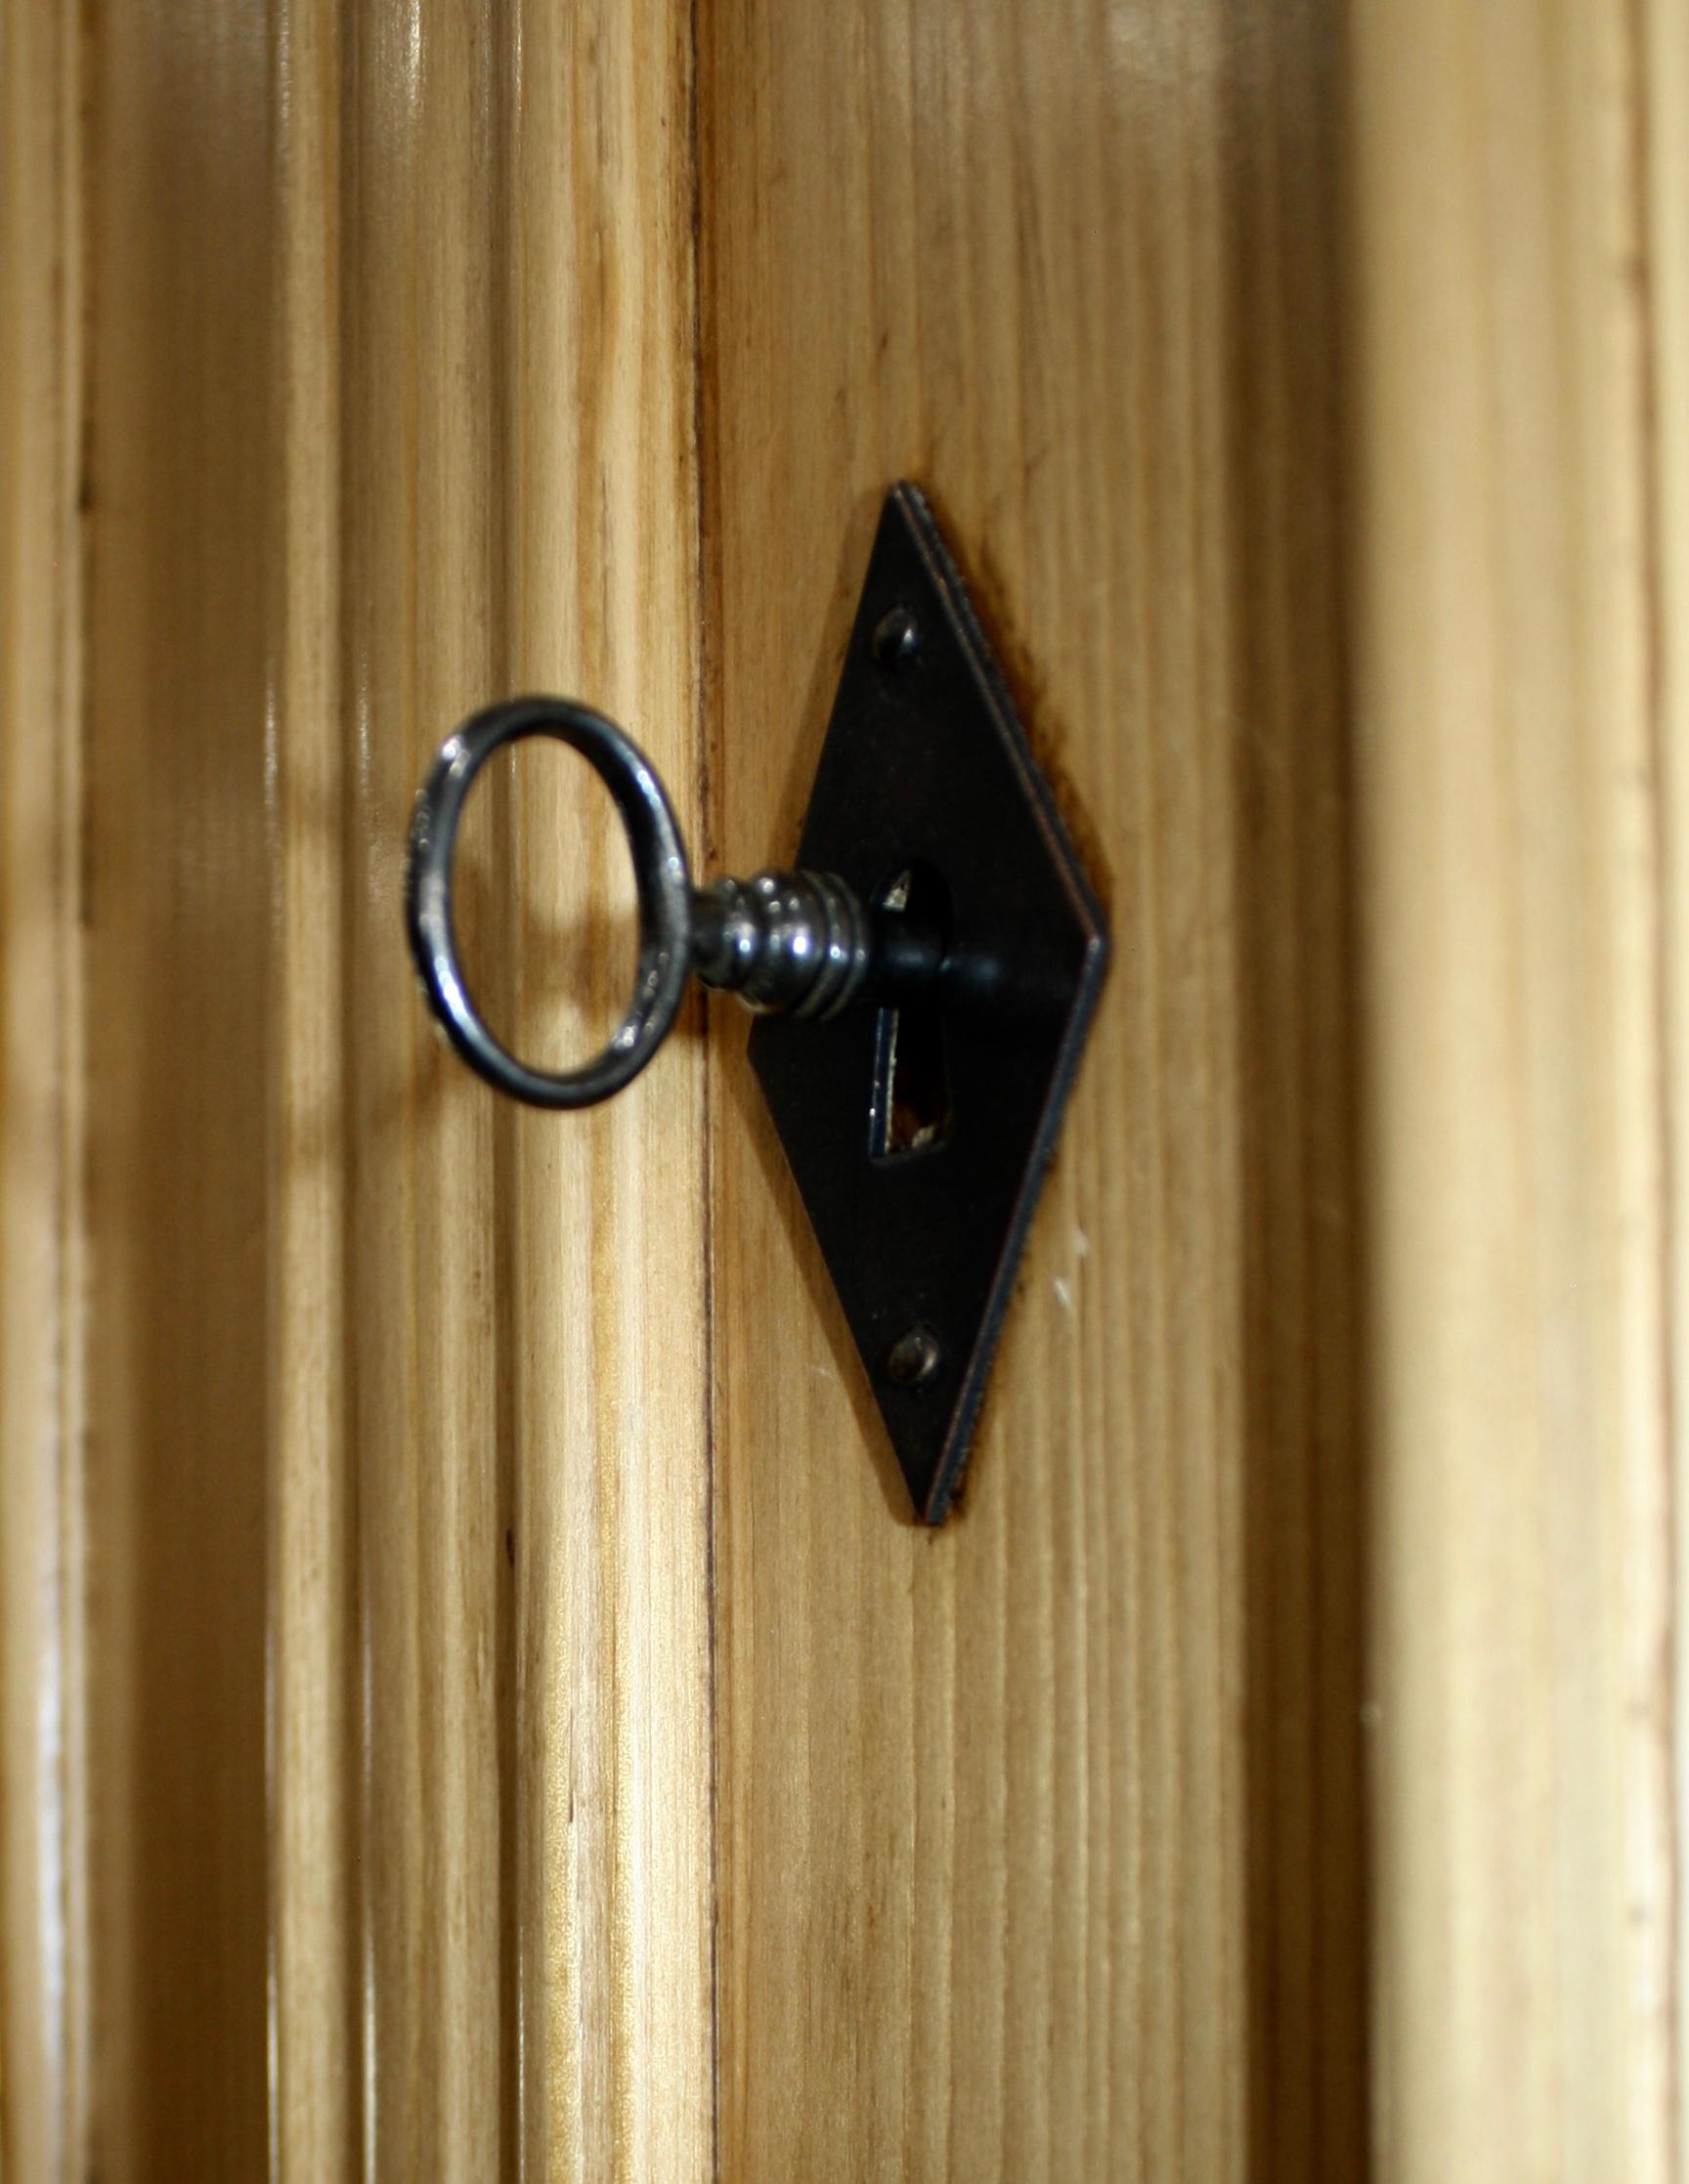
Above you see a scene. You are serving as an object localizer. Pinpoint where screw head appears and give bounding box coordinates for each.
[885,1324,943,1388]
[872,604,923,672]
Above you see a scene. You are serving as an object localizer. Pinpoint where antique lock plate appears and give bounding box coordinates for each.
[750,487,1108,1522]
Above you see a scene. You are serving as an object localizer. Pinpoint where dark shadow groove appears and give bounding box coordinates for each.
[86,5,276,2169]
[1221,3,1372,2177]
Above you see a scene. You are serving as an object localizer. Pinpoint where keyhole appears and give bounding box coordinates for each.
[870,864,953,1159]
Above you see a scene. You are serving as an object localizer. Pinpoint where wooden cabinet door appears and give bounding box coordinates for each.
[1,0,1682,2179]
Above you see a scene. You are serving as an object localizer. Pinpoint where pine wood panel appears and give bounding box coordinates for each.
[1655,0,1689,2141]
[71,1,710,2175]
[1349,0,1681,2175]
[497,6,711,2175]
[0,0,86,2171]
[698,1,1364,2174]
[269,0,354,2164]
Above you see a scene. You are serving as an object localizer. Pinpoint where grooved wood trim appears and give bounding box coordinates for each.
[1649,0,1689,2148]
[0,0,87,2172]
[698,1,1364,2174]
[75,1,708,2174]
[498,5,710,2175]
[269,0,352,2166]
[1658,0,1689,2135]
[1351,0,1681,2174]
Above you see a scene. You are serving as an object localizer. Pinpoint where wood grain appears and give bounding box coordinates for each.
[0,0,86,2171]
[6,0,1687,2175]
[698,1,1364,2175]
[269,0,354,2168]
[1654,0,1689,2145]
[1350,0,1681,2176]
[72,0,710,2175]
[338,4,508,2167]
[83,0,277,2163]
[498,4,712,2176]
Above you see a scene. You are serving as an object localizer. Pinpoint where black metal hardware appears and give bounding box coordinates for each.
[405,485,1108,1521]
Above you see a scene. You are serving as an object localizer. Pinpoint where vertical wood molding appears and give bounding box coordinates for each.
[1646,0,1689,2151]
[289,0,712,2172]
[86,0,290,2164]
[1651,0,1686,2149]
[269,0,353,2169]
[1350,0,1680,2173]
[70,0,709,2175]
[0,0,87,2172]
[338,2,508,2167]
[500,3,711,2177]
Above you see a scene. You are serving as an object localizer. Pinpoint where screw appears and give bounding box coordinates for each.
[872,604,923,672]
[885,1324,942,1388]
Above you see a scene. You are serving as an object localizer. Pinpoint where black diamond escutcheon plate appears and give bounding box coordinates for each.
[750,485,1109,1523]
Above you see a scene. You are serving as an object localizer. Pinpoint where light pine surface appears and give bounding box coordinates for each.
[1658,0,1689,2148]
[699,0,1364,2176]
[1350,1,1682,2177]
[0,0,1684,2177]
[7,0,710,2176]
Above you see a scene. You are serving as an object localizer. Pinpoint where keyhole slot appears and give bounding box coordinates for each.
[870,864,953,1159]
